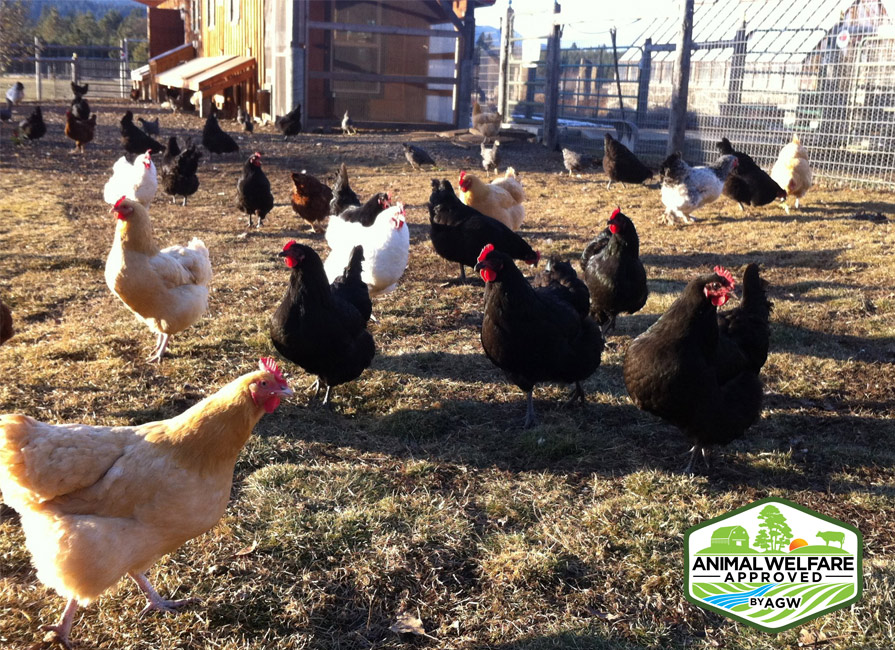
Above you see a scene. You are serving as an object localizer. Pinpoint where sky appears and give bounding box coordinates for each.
[474,0,679,47]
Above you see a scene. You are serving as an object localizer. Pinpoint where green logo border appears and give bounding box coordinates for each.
[684,497,863,634]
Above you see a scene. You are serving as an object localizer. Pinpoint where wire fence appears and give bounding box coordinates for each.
[2,41,148,101]
[486,0,895,187]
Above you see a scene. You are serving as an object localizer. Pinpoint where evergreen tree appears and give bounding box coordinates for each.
[0,0,32,71]
[757,505,793,552]
[754,528,772,552]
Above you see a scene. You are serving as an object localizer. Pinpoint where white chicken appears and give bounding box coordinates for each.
[103,151,158,207]
[324,202,410,296]
[658,153,738,225]
[105,197,212,362]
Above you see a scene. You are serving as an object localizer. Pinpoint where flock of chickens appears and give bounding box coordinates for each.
[0,90,815,647]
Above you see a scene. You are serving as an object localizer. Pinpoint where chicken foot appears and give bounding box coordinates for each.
[130,572,200,618]
[683,445,711,474]
[40,597,79,649]
[146,333,170,363]
[562,382,587,408]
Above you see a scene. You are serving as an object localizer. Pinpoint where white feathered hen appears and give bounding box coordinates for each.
[103,151,158,207]
[324,202,410,296]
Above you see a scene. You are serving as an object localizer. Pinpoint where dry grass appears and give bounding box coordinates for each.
[0,99,893,649]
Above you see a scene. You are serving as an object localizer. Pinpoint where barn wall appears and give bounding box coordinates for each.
[202,0,266,87]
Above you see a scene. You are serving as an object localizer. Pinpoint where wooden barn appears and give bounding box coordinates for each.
[135,0,493,128]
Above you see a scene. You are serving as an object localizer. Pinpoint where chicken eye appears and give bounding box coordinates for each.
[261,381,268,387]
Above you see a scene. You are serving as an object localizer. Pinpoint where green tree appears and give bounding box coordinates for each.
[34,6,70,44]
[0,0,32,72]
[757,505,794,552]
[754,528,772,552]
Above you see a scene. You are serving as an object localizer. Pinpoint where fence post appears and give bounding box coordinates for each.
[120,39,129,98]
[610,27,626,122]
[70,53,79,85]
[727,18,746,106]
[667,0,694,155]
[542,1,562,150]
[34,37,42,101]
[497,3,513,120]
[636,38,652,126]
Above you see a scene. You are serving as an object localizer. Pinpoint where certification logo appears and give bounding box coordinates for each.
[684,497,862,633]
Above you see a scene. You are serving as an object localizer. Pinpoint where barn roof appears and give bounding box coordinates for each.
[619,0,893,64]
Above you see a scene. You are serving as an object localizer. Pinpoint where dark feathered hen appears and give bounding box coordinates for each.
[202,112,239,155]
[603,132,653,189]
[271,241,375,406]
[329,162,361,215]
[532,258,591,319]
[427,179,539,283]
[717,137,786,210]
[291,172,333,232]
[403,143,435,170]
[236,152,274,228]
[65,109,96,153]
[0,297,13,346]
[19,106,46,142]
[562,148,594,176]
[70,81,90,120]
[623,264,771,472]
[120,110,163,154]
[581,208,648,334]
[476,245,604,427]
[329,245,373,323]
[275,104,302,137]
[161,136,202,205]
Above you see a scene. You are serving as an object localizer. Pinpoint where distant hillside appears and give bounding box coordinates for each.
[26,0,146,21]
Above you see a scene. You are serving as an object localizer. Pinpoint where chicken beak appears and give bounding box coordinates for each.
[473,261,486,272]
[276,385,294,397]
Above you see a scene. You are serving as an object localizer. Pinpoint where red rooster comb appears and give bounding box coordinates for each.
[477,243,495,263]
[114,196,128,209]
[258,357,288,387]
[610,206,622,219]
[254,151,262,158]
[145,149,153,155]
[282,239,297,252]
[459,170,467,183]
[713,265,735,289]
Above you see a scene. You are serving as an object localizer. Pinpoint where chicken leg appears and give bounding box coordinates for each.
[130,572,200,618]
[522,390,537,429]
[562,381,586,407]
[40,598,79,649]
[683,445,710,474]
[147,332,170,363]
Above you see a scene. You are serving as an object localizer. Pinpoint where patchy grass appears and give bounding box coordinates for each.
[0,99,893,649]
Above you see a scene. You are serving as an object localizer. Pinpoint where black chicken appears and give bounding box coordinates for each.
[427,179,539,283]
[532,257,590,319]
[202,111,239,155]
[337,192,390,225]
[19,106,46,142]
[275,104,302,138]
[161,136,202,206]
[138,116,160,136]
[120,110,163,154]
[476,244,604,427]
[236,152,274,228]
[603,132,653,189]
[70,81,90,120]
[581,208,648,334]
[329,162,361,215]
[717,137,787,210]
[562,148,595,176]
[237,106,253,132]
[330,245,373,323]
[403,143,436,171]
[271,241,375,406]
[623,264,771,472]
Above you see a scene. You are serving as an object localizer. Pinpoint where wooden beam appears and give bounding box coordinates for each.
[667,0,694,156]
[307,21,458,38]
[308,71,457,85]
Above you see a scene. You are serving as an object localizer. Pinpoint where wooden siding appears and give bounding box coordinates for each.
[202,0,266,88]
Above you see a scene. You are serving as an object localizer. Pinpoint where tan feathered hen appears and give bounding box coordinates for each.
[770,135,813,213]
[458,169,525,231]
[104,197,212,361]
[471,101,502,142]
[0,359,292,648]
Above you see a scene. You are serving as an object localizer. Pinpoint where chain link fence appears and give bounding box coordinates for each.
[481,0,895,187]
